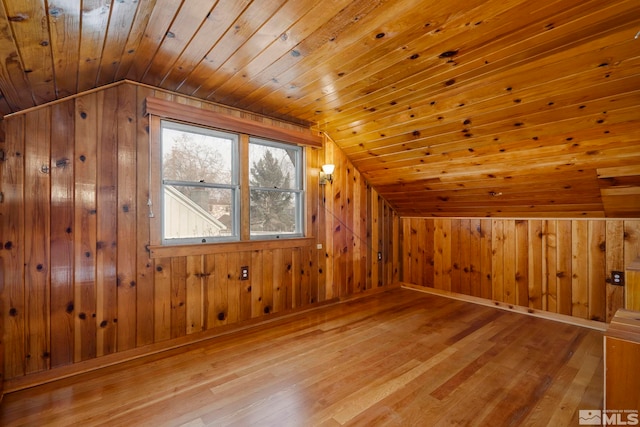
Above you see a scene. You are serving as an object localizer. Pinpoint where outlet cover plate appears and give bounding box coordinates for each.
[611,270,624,286]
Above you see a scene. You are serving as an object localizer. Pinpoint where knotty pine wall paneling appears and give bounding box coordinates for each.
[96,88,118,358]
[0,82,399,385]
[319,135,400,298]
[74,93,98,362]
[135,85,155,349]
[50,101,75,368]
[401,218,640,322]
[24,107,50,375]
[2,115,26,380]
[116,83,139,352]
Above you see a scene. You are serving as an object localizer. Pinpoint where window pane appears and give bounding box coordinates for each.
[249,138,303,238]
[162,123,235,185]
[249,142,299,190]
[164,185,234,240]
[250,190,299,235]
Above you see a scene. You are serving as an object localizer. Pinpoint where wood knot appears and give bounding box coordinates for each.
[438,50,458,58]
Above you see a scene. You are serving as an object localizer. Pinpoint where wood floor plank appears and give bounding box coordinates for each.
[0,288,604,426]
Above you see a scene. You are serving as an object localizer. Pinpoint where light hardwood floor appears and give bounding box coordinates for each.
[0,288,603,426]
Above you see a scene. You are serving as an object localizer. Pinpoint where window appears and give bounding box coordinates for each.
[158,119,305,245]
[249,138,304,239]
[161,120,239,244]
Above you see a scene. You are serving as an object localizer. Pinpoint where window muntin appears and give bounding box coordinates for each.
[249,138,304,239]
[161,120,239,244]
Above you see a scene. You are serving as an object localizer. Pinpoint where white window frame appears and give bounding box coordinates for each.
[160,120,240,245]
[248,137,305,240]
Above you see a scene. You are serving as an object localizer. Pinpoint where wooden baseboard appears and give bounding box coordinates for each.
[402,283,607,331]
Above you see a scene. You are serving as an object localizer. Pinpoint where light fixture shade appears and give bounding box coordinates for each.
[319,164,335,185]
[321,164,335,174]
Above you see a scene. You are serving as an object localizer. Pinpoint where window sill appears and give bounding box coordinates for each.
[148,237,315,259]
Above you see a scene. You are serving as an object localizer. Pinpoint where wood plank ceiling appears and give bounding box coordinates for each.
[0,0,638,218]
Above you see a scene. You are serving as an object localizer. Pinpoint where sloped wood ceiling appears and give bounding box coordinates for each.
[0,0,638,217]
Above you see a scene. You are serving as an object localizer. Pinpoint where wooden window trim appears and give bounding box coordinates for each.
[149,114,162,246]
[240,133,250,241]
[145,97,322,148]
[148,237,315,259]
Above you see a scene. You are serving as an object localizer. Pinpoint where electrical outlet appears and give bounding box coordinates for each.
[377,252,382,261]
[240,266,249,281]
[611,270,624,286]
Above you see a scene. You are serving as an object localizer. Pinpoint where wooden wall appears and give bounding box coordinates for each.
[0,82,399,384]
[401,218,640,322]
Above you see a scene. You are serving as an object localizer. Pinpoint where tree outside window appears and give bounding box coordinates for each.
[249,139,303,237]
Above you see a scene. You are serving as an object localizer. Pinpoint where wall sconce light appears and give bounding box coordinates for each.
[319,164,335,185]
